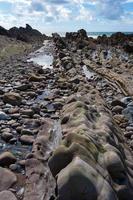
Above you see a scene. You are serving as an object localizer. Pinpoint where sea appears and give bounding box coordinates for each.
[87,32,133,38]
[46,32,133,38]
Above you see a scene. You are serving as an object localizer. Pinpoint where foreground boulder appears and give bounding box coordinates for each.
[0,152,17,167]
[0,190,17,200]
[0,167,17,191]
[3,92,22,106]
[19,135,34,145]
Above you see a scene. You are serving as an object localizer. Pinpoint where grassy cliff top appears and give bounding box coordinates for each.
[0,35,32,61]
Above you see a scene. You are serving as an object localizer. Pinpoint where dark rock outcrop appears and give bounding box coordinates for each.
[0,26,9,36]
[0,24,46,43]
[124,42,133,53]
[110,32,127,45]
[96,32,133,47]
[97,34,109,45]
[8,24,46,43]
[66,29,88,40]
[52,33,66,49]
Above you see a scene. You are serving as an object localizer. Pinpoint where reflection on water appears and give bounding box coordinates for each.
[106,50,112,60]
[83,65,94,79]
[28,54,53,69]
[51,120,62,150]
[36,89,51,102]
[27,40,54,69]
[0,140,32,160]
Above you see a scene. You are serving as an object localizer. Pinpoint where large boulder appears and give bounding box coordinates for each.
[0,167,17,191]
[77,29,88,39]
[19,135,34,145]
[0,152,17,167]
[57,157,117,200]
[0,190,17,200]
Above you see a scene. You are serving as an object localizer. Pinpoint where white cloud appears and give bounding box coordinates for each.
[0,0,132,32]
[76,5,93,21]
[57,5,71,20]
[125,0,133,2]
[0,0,31,3]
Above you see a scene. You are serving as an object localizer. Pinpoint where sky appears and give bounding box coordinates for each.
[0,0,133,34]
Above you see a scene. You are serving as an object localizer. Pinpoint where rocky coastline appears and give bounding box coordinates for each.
[0,27,133,200]
[0,24,47,43]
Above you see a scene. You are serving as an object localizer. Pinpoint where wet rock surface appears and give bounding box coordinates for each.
[0,30,133,200]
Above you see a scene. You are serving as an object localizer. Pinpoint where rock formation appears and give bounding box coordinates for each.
[0,24,47,43]
[48,29,133,200]
[49,93,133,200]
[0,28,132,200]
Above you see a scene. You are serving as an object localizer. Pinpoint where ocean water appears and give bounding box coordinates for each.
[46,32,133,38]
[87,32,133,38]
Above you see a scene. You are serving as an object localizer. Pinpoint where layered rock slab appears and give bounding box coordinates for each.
[23,118,59,200]
[49,92,133,200]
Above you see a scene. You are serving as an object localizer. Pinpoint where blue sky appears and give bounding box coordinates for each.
[0,0,132,34]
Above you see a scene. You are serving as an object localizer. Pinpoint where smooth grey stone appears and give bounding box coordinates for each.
[121,97,132,105]
[0,111,10,120]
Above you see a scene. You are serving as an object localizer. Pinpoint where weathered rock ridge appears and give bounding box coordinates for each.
[48,30,133,200]
[0,24,46,43]
[49,93,133,200]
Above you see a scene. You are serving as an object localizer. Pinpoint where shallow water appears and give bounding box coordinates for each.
[0,140,32,160]
[51,120,62,150]
[83,65,94,79]
[27,40,54,69]
[36,89,51,102]
[28,54,53,69]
